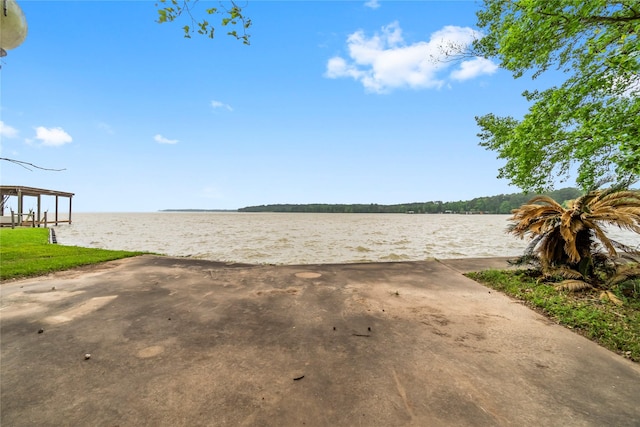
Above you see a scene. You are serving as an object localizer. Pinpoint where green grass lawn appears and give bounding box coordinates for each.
[467,269,640,362]
[0,227,146,280]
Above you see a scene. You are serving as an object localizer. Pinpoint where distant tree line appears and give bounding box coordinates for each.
[238,188,583,214]
[159,209,236,212]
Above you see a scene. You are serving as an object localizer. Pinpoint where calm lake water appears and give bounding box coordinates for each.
[53,212,640,265]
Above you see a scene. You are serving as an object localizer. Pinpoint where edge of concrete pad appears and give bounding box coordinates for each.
[137,254,519,273]
[437,257,517,273]
[0,254,518,286]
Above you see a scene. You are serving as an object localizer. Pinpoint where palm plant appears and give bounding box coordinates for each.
[509,187,640,282]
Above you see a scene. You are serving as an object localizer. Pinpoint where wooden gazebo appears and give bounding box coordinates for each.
[0,185,74,227]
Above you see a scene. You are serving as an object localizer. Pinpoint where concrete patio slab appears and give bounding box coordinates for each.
[2,255,639,426]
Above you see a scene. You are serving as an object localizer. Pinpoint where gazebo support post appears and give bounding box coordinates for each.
[37,195,42,227]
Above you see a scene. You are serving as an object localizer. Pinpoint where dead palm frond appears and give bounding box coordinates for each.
[606,263,640,287]
[545,266,585,280]
[555,280,593,292]
[600,290,624,306]
[614,250,640,263]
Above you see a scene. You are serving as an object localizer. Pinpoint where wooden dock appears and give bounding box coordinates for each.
[0,185,74,228]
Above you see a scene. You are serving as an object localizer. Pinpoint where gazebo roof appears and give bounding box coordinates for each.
[0,185,74,198]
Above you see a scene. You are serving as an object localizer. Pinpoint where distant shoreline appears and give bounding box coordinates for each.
[159,210,508,215]
[159,209,238,212]
[161,188,582,214]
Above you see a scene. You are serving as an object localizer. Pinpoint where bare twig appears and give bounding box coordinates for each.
[0,157,66,171]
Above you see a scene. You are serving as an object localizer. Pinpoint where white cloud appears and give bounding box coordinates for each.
[211,100,233,111]
[154,134,179,144]
[364,0,381,9]
[34,126,73,146]
[450,57,498,81]
[0,121,19,138]
[325,22,497,93]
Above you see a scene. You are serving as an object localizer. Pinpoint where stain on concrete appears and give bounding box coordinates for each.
[45,295,118,324]
[295,272,322,279]
[137,345,165,358]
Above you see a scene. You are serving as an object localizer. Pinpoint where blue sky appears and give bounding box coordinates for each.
[1,0,561,212]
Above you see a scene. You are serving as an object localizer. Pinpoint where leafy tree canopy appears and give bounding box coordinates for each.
[473,0,640,192]
[155,0,251,44]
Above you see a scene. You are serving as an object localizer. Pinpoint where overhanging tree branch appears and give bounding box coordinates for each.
[155,0,252,44]
[1,157,66,171]
[472,0,640,192]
